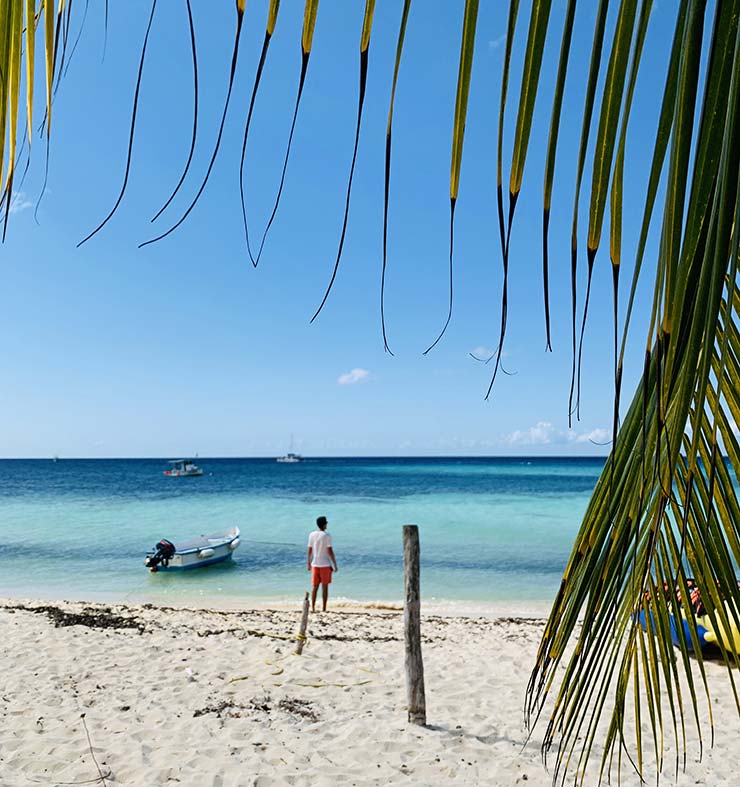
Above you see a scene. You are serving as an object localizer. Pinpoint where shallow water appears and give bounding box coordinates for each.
[0,457,603,606]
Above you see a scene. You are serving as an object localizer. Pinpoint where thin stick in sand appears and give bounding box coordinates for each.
[294,591,310,655]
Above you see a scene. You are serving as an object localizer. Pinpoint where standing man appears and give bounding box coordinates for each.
[307,515,338,612]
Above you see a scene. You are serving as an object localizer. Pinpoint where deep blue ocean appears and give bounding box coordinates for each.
[0,457,605,608]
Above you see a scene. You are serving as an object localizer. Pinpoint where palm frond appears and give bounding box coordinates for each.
[238,0,281,265]
[423,0,479,356]
[380,0,411,355]
[311,0,376,323]
[245,0,320,267]
[526,4,740,779]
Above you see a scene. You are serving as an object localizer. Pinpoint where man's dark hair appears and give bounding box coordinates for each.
[316,516,328,529]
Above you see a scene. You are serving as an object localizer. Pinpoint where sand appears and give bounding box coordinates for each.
[1,598,738,787]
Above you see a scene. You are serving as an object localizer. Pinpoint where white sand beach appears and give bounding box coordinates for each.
[1,599,738,787]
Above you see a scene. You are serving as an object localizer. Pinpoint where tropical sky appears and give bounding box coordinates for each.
[1,1,678,458]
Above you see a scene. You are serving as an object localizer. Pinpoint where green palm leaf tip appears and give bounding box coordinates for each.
[2,0,23,239]
[239,0,282,266]
[575,0,639,414]
[311,0,376,324]
[612,0,663,466]
[542,0,576,354]
[423,0,479,356]
[246,0,320,268]
[44,0,54,135]
[602,0,652,532]
[139,0,247,248]
[381,0,411,355]
[0,0,11,193]
[479,0,519,379]
[567,0,609,426]
[485,0,552,393]
[25,0,35,140]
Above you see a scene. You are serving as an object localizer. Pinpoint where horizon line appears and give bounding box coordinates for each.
[0,453,610,461]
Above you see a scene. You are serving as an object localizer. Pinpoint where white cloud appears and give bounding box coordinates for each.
[337,368,369,386]
[503,421,611,447]
[504,421,559,446]
[9,191,33,215]
[575,428,612,444]
[488,35,506,51]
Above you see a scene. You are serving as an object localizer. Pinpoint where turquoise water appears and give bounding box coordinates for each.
[0,458,603,607]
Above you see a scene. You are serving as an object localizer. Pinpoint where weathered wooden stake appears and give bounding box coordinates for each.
[294,591,310,655]
[403,524,426,725]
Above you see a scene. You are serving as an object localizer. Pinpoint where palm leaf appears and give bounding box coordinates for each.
[562,0,609,425]
[139,0,245,248]
[485,0,553,381]
[245,0,320,266]
[424,0,479,355]
[541,0,576,353]
[485,0,518,387]
[380,0,411,355]
[311,0,376,323]
[44,0,54,133]
[24,0,36,138]
[150,0,198,224]
[1,0,23,239]
[238,0,281,265]
[77,0,158,246]
[527,6,740,780]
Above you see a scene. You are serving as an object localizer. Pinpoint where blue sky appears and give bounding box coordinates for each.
[0,1,677,458]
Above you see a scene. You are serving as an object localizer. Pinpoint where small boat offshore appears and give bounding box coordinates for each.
[164,459,204,477]
[277,435,303,463]
[144,526,240,571]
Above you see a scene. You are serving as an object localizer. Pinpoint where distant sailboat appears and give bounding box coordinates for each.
[277,435,303,463]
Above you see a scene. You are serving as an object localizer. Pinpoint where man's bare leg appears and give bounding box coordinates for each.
[311,585,319,612]
[322,583,329,612]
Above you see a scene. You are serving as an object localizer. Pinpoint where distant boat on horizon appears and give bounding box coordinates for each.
[277,436,303,464]
[164,458,204,477]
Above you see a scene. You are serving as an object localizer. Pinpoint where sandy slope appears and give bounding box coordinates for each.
[0,599,737,787]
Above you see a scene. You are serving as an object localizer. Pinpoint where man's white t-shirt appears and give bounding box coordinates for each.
[308,530,332,567]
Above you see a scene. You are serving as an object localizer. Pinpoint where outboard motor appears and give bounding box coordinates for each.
[144,539,176,572]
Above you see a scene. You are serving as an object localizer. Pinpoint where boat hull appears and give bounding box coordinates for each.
[164,469,204,477]
[154,550,234,571]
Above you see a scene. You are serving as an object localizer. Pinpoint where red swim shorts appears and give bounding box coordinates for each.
[311,566,333,586]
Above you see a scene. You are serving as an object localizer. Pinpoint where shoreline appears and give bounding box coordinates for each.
[0,591,555,620]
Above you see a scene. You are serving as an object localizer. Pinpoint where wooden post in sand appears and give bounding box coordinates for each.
[295,591,310,655]
[403,524,426,725]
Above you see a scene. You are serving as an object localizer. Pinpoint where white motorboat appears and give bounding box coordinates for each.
[144,526,240,571]
[164,459,204,477]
